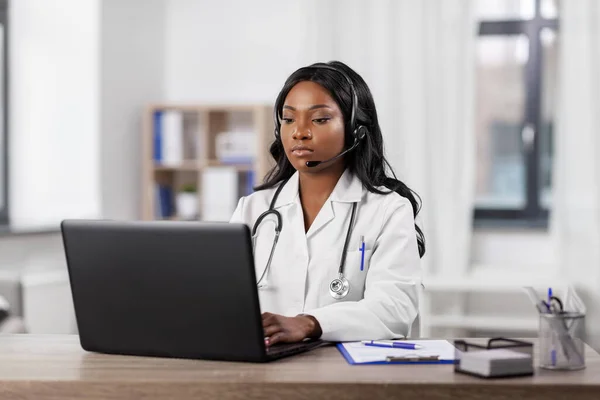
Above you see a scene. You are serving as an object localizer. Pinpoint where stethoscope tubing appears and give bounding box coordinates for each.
[251,176,357,299]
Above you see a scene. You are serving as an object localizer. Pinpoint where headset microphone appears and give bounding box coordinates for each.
[306,138,361,168]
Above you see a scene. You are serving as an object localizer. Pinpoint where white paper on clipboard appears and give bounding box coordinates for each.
[338,340,457,365]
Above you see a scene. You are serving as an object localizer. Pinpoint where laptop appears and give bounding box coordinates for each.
[60,219,326,362]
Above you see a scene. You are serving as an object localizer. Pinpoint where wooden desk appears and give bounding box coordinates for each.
[0,335,599,400]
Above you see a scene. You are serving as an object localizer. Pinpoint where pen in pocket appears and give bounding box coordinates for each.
[359,235,365,271]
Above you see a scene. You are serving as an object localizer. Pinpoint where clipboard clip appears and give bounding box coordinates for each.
[385,355,440,362]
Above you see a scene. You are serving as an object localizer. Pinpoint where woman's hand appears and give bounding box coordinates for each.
[262,312,323,346]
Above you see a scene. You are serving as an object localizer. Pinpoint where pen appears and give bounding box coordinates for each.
[548,287,557,366]
[361,340,423,350]
[359,236,365,271]
[386,355,439,362]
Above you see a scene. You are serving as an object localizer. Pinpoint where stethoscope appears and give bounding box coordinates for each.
[251,176,358,300]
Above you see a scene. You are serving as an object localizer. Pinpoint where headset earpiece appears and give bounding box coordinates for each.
[353,125,368,141]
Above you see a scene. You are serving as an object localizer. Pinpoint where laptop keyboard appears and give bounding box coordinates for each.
[266,340,324,358]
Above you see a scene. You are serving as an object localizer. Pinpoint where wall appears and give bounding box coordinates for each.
[468,228,558,320]
[471,229,558,269]
[9,0,101,229]
[100,0,166,219]
[7,0,166,227]
[164,0,314,103]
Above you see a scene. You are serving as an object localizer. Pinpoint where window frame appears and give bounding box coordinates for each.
[474,0,558,228]
[0,0,8,226]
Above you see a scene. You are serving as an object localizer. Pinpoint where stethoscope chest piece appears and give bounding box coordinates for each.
[329,274,350,300]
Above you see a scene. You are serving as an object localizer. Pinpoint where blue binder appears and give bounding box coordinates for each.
[336,341,456,365]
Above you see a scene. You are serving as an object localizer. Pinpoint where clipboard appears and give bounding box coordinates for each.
[336,340,457,365]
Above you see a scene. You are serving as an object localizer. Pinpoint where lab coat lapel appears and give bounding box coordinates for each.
[306,169,363,239]
[272,172,299,210]
[329,169,363,204]
[305,200,334,238]
[272,171,309,254]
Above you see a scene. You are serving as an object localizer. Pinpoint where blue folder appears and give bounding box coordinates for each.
[336,341,456,365]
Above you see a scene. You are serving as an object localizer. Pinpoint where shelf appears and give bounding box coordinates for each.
[142,103,273,221]
[204,160,254,171]
[153,161,254,172]
[426,315,538,332]
[153,161,200,171]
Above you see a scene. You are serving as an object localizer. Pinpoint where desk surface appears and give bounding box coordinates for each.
[1,335,599,400]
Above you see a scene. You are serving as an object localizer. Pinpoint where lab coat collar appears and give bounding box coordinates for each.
[272,168,363,210]
[329,168,363,203]
[272,172,299,209]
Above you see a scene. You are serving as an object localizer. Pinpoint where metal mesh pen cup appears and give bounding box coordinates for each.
[539,312,585,370]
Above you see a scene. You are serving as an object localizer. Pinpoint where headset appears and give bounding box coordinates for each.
[273,63,369,168]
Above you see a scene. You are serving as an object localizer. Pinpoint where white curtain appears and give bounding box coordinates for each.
[553,0,600,349]
[303,0,478,278]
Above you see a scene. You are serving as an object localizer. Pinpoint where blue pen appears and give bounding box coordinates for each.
[548,287,557,366]
[359,236,365,271]
[361,340,423,350]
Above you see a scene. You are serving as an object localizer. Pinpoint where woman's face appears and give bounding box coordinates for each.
[280,81,346,173]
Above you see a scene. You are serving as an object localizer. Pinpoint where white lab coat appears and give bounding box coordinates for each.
[229,168,422,341]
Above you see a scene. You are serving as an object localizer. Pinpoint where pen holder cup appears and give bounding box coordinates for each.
[539,312,585,370]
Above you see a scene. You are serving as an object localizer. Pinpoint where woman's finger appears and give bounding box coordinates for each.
[263,323,281,337]
[268,331,286,346]
[262,313,276,327]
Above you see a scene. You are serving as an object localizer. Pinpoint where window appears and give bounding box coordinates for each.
[0,0,7,225]
[474,0,558,227]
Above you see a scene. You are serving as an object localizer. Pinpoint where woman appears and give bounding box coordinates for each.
[230,61,425,346]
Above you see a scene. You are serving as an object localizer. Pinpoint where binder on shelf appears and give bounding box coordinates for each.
[201,167,239,222]
[153,111,162,162]
[238,170,255,197]
[153,110,184,166]
[161,111,184,166]
[246,170,255,195]
[154,184,174,219]
[215,131,255,165]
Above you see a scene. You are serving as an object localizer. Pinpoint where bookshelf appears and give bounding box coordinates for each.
[141,104,275,221]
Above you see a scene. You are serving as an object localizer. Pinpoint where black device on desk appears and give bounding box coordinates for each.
[60,219,325,362]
